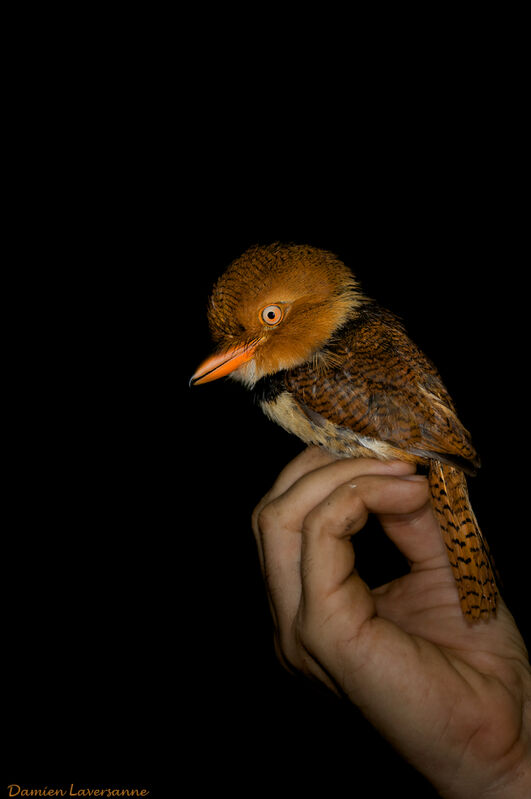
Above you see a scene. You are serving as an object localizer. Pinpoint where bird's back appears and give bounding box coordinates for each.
[255,301,479,473]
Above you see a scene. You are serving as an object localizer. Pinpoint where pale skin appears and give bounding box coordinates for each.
[252,447,531,798]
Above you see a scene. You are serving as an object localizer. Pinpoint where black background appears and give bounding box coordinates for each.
[4,19,528,798]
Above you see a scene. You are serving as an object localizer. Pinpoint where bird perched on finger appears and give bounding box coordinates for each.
[190,242,497,621]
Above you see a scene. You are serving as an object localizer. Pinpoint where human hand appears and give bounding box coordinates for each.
[252,447,531,798]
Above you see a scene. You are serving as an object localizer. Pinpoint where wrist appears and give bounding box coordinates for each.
[449,696,531,799]
[484,680,531,798]
[482,757,531,799]
[435,687,531,799]
[437,753,531,799]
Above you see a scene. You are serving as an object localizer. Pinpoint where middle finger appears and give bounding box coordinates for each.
[254,456,417,651]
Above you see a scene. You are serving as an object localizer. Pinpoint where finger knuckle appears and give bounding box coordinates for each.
[302,484,364,537]
[251,501,265,534]
[252,497,282,537]
[295,608,324,661]
[274,630,303,674]
[301,505,321,536]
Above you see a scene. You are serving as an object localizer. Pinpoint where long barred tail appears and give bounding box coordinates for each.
[429,460,498,620]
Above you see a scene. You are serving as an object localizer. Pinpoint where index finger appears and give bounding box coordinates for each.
[260,451,417,532]
[252,450,417,613]
[259,447,338,506]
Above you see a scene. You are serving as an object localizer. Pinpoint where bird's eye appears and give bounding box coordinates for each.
[260,304,284,326]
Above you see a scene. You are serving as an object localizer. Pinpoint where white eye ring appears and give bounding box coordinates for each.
[260,304,284,326]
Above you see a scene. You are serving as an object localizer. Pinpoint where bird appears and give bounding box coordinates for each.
[190,242,497,621]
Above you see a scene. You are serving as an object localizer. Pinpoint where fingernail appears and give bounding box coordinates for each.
[398,474,426,482]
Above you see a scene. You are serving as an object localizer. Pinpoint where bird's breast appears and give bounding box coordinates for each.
[259,388,406,462]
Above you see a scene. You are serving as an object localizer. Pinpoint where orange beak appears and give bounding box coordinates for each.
[189,340,260,386]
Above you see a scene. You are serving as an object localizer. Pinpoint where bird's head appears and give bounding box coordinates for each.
[190,243,362,388]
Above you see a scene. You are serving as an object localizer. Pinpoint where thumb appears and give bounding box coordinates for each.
[377,474,447,567]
